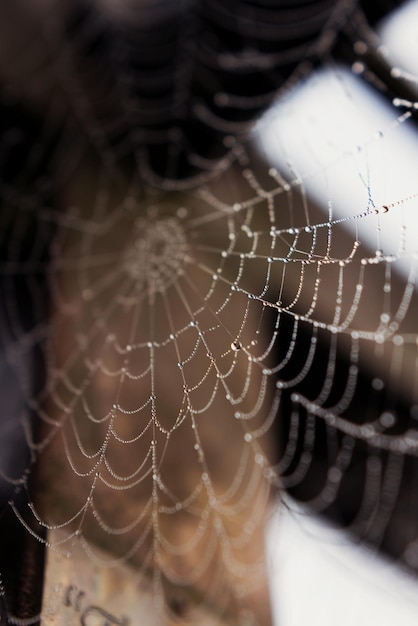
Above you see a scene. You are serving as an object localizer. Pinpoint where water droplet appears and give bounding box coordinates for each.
[176,207,188,219]
[372,378,384,391]
[380,411,396,428]
[82,288,93,300]
[328,467,342,483]
[231,341,242,351]
[215,92,229,106]
[362,424,375,438]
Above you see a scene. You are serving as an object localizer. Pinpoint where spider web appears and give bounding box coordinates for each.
[0,1,418,625]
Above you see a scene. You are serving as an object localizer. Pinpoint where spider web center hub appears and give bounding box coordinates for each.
[124,216,188,294]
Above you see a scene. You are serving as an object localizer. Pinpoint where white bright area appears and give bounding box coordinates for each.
[258,1,418,282]
[268,501,418,626]
[261,1,418,624]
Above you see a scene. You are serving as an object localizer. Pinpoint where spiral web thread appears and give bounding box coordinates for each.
[1,1,418,625]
